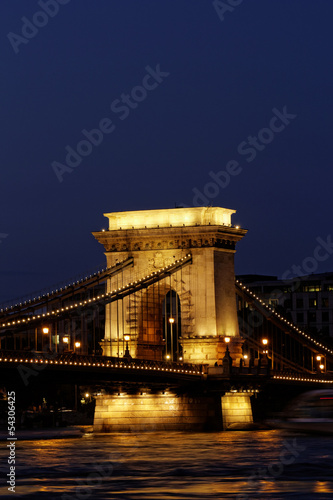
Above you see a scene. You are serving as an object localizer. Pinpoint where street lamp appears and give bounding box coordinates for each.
[262,338,268,354]
[74,341,81,353]
[169,317,175,361]
[63,336,69,352]
[224,336,231,354]
[316,355,325,372]
[42,327,50,351]
[124,335,131,359]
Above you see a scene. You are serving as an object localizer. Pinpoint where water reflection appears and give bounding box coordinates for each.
[1,430,333,499]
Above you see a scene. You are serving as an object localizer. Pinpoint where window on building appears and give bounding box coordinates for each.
[296,298,303,308]
[322,298,329,308]
[322,311,329,322]
[284,299,292,309]
[296,312,304,323]
[308,311,316,323]
[303,285,321,292]
[309,298,317,308]
[321,326,330,336]
[325,285,333,292]
[264,286,280,294]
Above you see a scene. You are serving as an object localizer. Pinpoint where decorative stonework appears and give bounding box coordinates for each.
[94,229,241,253]
[180,336,244,365]
[148,252,175,269]
[93,207,247,366]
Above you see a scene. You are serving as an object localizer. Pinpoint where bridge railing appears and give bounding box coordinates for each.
[207,361,272,377]
[271,370,333,384]
[0,350,203,374]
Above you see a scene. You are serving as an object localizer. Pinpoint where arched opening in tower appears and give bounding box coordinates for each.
[162,290,182,362]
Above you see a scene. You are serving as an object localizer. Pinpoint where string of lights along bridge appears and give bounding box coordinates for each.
[1,206,333,433]
[0,254,192,327]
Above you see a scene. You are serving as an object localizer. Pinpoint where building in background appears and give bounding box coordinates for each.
[236,272,333,340]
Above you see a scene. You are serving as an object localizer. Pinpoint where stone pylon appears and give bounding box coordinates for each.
[93,206,247,365]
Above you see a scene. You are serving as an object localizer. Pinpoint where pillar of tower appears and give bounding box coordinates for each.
[93,207,247,365]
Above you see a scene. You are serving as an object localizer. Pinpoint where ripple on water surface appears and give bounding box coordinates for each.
[1,430,333,499]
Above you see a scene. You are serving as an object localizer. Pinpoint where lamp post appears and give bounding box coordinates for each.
[222,336,232,374]
[262,338,268,358]
[42,327,50,352]
[74,341,81,354]
[316,355,325,373]
[169,317,175,361]
[261,338,270,368]
[63,336,69,352]
[124,335,131,360]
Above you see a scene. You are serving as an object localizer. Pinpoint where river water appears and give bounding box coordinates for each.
[1,429,333,499]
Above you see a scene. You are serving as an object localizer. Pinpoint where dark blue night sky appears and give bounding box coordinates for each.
[1,0,333,303]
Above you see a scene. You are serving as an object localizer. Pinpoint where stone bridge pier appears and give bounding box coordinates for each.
[92,207,253,431]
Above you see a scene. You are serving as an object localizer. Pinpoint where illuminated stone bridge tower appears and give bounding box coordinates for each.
[93,206,247,366]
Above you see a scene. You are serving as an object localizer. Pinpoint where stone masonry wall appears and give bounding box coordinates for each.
[221,392,253,430]
[94,393,217,432]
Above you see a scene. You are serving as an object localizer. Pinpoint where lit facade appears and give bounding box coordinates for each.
[93,206,247,365]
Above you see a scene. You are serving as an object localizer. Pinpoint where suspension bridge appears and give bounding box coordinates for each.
[1,206,333,431]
